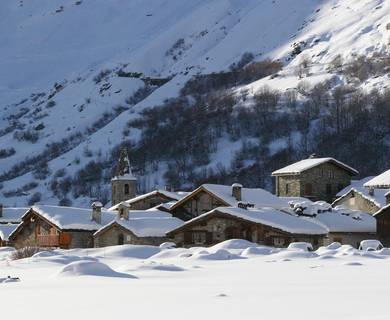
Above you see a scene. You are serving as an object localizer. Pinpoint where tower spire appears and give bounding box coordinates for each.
[114,146,135,179]
[111,146,137,206]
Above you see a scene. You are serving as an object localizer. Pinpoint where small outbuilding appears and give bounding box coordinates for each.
[94,205,183,247]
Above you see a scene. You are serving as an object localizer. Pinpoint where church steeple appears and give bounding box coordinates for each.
[114,147,135,179]
[111,146,137,206]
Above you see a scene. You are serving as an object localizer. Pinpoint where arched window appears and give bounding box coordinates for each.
[124,184,130,195]
[118,234,124,245]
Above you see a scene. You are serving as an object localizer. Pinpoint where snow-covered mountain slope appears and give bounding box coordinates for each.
[1,0,390,207]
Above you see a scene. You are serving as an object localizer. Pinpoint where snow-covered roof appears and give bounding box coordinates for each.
[292,201,376,233]
[168,206,328,235]
[336,177,389,208]
[0,223,19,241]
[272,158,358,176]
[109,189,186,211]
[94,215,184,238]
[111,173,137,181]
[0,207,28,223]
[27,205,116,231]
[363,169,390,188]
[171,184,288,210]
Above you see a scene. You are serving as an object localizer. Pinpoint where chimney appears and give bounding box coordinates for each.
[0,204,3,218]
[91,201,103,224]
[309,153,317,159]
[232,183,243,202]
[368,187,375,196]
[117,202,131,220]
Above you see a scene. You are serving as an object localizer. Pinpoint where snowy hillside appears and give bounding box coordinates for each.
[1,0,390,207]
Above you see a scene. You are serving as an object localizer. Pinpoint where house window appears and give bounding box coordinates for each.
[285,183,290,194]
[273,237,285,247]
[326,184,332,194]
[328,170,335,179]
[124,184,130,195]
[192,231,206,245]
[126,235,132,242]
[304,183,313,196]
[318,168,323,177]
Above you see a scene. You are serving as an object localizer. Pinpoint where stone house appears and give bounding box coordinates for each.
[169,183,288,220]
[109,189,188,211]
[9,203,116,249]
[0,205,27,246]
[166,206,327,248]
[272,156,358,203]
[332,177,388,214]
[94,203,183,247]
[290,200,377,248]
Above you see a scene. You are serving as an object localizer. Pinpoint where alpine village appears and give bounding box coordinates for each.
[1,147,389,251]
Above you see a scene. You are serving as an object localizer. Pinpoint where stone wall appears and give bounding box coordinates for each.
[94,224,168,247]
[111,179,137,206]
[276,162,353,202]
[67,231,94,248]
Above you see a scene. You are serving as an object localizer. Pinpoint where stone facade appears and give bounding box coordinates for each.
[167,211,325,248]
[275,162,353,202]
[170,190,227,220]
[9,210,94,249]
[332,190,381,214]
[111,179,137,207]
[94,223,169,247]
[130,193,176,210]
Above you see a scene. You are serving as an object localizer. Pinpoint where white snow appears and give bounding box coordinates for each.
[25,205,116,231]
[170,206,328,235]
[2,240,390,319]
[292,201,376,233]
[336,177,390,208]
[363,169,390,188]
[96,216,184,238]
[272,157,358,176]
[108,189,186,211]
[0,224,19,241]
[172,184,289,210]
[0,207,28,223]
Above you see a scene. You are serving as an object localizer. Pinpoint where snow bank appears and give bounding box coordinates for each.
[126,261,185,272]
[210,239,257,251]
[56,261,136,278]
[191,249,245,261]
[241,246,275,257]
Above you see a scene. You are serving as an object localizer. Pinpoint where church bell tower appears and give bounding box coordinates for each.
[111,147,137,206]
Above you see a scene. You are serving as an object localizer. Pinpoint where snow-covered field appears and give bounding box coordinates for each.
[1,240,390,319]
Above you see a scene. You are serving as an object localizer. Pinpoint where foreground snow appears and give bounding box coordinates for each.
[1,240,390,319]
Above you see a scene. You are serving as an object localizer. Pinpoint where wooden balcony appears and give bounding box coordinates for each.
[37,234,60,247]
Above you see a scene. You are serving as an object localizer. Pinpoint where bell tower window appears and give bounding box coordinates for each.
[124,184,129,195]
